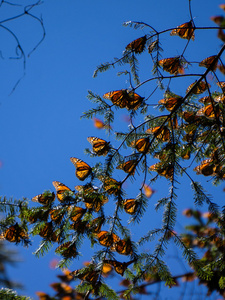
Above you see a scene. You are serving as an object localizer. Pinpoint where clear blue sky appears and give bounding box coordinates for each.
[0,0,224,299]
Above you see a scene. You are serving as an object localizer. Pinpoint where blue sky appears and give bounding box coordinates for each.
[1,0,225,299]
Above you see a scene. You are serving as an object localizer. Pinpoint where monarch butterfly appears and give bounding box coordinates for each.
[49,208,65,224]
[103,260,128,276]
[182,111,200,123]
[102,177,121,195]
[32,191,55,206]
[193,159,215,176]
[199,55,218,71]
[196,104,220,119]
[158,96,183,111]
[3,223,28,243]
[71,268,99,283]
[143,184,155,198]
[69,206,86,223]
[88,216,105,233]
[149,162,174,179]
[158,57,184,75]
[115,239,133,255]
[103,90,143,110]
[52,181,73,202]
[97,231,120,247]
[116,160,137,175]
[186,81,209,95]
[87,137,110,156]
[170,21,195,41]
[146,126,170,142]
[84,194,108,212]
[55,241,78,258]
[39,222,58,242]
[125,35,147,54]
[123,199,138,214]
[103,89,129,108]
[133,137,150,153]
[126,91,144,110]
[70,157,92,181]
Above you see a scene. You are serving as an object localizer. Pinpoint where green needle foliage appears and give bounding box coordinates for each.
[1,1,225,299]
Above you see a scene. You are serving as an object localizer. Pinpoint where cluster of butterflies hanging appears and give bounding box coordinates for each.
[2,20,225,288]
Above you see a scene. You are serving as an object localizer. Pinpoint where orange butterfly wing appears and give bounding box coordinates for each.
[170,21,195,41]
[87,136,110,156]
[158,57,184,75]
[52,181,72,202]
[125,36,147,54]
[70,157,92,181]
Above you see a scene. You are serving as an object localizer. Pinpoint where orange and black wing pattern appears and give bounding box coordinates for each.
[52,181,72,202]
[199,55,218,71]
[193,159,215,176]
[186,80,209,95]
[158,96,182,111]
[103,90,143,110]
[87,137,110,156]
[133,137,150,153]
[32,192,55,206]
[158,57,184,75]
[146,126,170,142]
[125,35,147,54]
[116,160,137,175]
[123,199,138,214]
[170,21,195,41]
[70,157,92,181]
[103,90,129,108]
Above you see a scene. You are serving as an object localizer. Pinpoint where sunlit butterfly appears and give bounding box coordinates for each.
[125,35,147,54]
[103,90,143,110]
[126,91,144,110]
[70,157,92,181]
[196,104,220,119]
[39,221,58,242]
[97,231,120,247]
[123,199,138,214]
[103,260,129,276]
[32,191,55,206]
[55,241,78,258]
[49,207,65,224]
[2,223,28,243]
[146,126,170,142]
[158,96,183,111]
[71,268,98,283]
[102,177,121,195]
[88,216,105,233]
[52,181,72,202]
[158,57,184,75]
[133,137,150,153]
[186,80,209,95]
[69,206,86,223]
[149,162,174,179]
[115,239,133,255]
[104,259,135,276]
[193,158,215,176]
[170,21,195,40]
[199,55,218,71]
[116,160,137,175]
[87,136,110,156]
